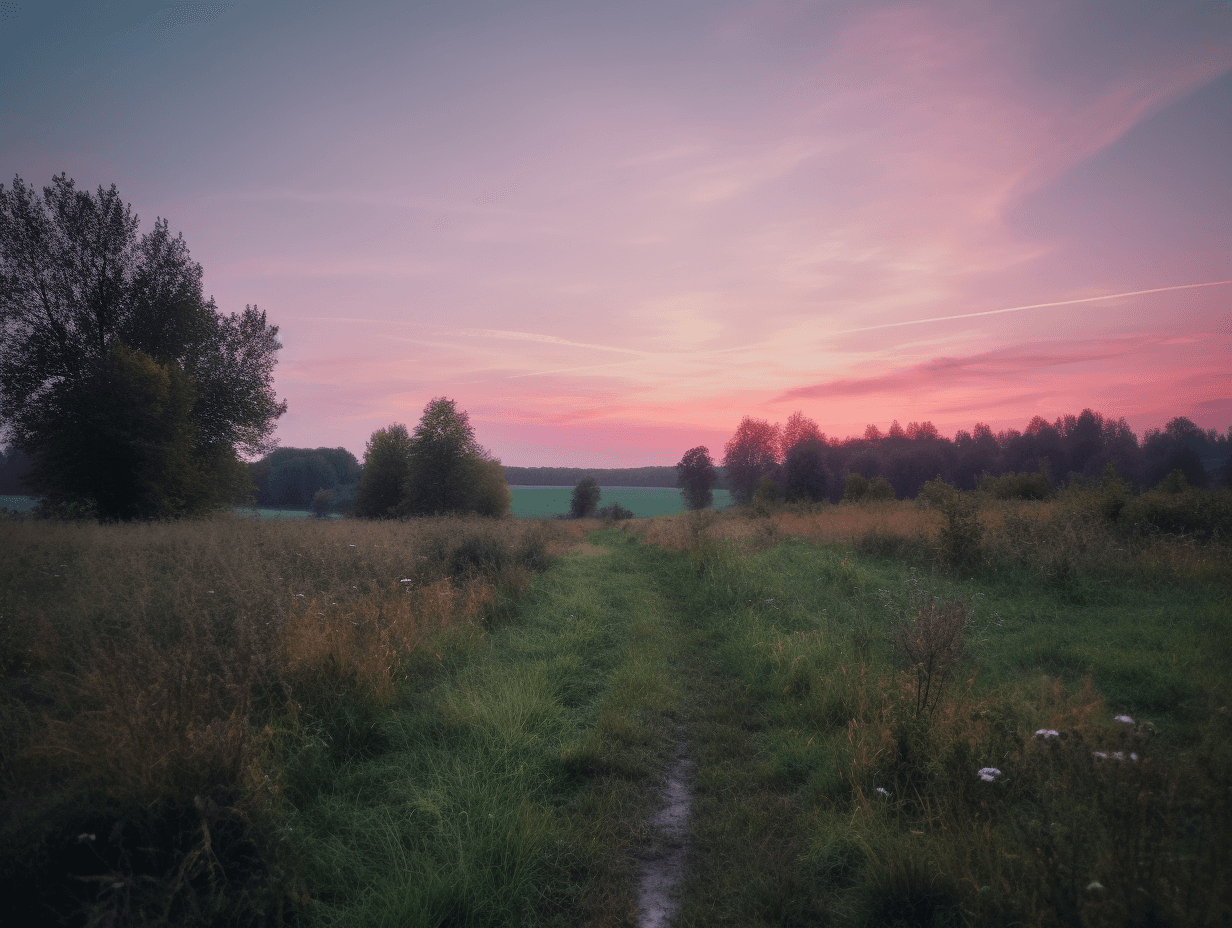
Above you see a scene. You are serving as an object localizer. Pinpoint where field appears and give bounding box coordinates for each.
[1,491,1229,926]
[3,487,731,520]
[509,486,733,518]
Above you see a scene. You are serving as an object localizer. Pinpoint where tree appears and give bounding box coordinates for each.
[353,424,413,518]
[570,476,601,518]
[782,411,822,453]
[676,446,717,510]
[467,454,512,517]
[0,173,286,519]
[783,436,827,502]
[401,398,489,516]
[722,416,782,505]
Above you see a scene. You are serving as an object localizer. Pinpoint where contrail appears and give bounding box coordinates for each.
[830,279,1232,336]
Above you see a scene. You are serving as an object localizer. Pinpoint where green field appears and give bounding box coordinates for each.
[2,487,732,520]
[508,485,733,518]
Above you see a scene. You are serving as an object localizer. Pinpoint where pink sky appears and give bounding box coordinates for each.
[2,0,1229,466]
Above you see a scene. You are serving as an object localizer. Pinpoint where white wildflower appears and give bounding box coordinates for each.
[978,767,1001,782]
[1114,714,1134,724]
[1093,751,1107,759]
[875,787,889,797]
[1035,729,1060,739]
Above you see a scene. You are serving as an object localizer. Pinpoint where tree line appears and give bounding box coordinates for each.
[702,409,1232,507]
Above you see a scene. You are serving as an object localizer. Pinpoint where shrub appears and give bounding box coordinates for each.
[843,473,889,503]
[595,502,634,521]
[843,473,867,502]
[979,467,1051,500]
[919,477,982,569]
[1119,487,1232,543]
[310,487,334,518]
[893,593,967,718]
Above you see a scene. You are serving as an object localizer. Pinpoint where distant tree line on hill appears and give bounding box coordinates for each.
[501,465,732,489]
[716,409,1232,506]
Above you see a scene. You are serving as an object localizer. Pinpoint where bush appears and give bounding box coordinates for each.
[919,477,982,569]
[310,488,334,518]
[1119,487,1232,543]
[842,473,893,503]
[595,502,633,521]
[979,468,1051,500]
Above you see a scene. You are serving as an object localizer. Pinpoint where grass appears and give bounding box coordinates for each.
[508,486,733,519]
[622,497,1232,926]
[3,488,1229,926]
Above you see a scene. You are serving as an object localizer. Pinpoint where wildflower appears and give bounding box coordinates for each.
[400,579,413,583]
[1114,714,1134,724]
[875,787,889,797]
[978,767,1001,782]
[77,833,95,843]
[1087,881,1105,892]
[1035,729,1060,739]
[1093,751,1107,759]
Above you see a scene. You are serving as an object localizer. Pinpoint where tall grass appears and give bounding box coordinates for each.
[0,513,573,926]
[629,493,1232,926]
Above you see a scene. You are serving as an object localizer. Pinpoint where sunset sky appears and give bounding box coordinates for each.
[2,0,1229,467]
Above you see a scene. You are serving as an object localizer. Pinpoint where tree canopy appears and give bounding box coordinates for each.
[0,173,286,519]
[570,476,601,518]
[353,399,510,519]
[676,446,717,510]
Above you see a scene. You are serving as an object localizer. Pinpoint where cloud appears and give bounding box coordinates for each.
[772,337,1159,402]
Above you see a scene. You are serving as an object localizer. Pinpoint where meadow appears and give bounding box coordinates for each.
[0,487,1229,926]
[3,486,731,521]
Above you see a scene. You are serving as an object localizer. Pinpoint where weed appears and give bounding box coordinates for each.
[893,593,967,718]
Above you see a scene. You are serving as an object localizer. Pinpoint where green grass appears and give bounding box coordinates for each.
[281,527,688,926]
[5,499,1228,926]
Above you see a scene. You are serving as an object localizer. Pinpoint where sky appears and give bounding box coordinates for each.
[1,0,1230,467]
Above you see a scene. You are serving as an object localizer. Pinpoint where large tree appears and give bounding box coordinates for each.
[676,445,717,510]
[722,416,782,505]
[0,173,286,519]
[353,424,413,518]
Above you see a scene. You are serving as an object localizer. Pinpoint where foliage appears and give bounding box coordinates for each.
[467,453,512,517]
[0,515,569,925]
[310,488,334,518]
[919,477,983,568]
[570,476,601,518]
[250,446,360,509]
[353,424,413,518]
[676,445,718,510]
[893,591,967,717]
[723,416,783,505]
[401,397,489,517]
[843,473,896,503]
[979,465,1051,500]
[1119,486,1232,543]
[0,173,286,520]
[595,501,634,521]
[753,474,783,503]
[783,435,827,502]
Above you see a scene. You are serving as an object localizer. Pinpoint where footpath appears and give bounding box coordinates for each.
[287,526,813,927]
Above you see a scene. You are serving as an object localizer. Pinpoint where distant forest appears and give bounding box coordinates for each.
[1,409,1228,509]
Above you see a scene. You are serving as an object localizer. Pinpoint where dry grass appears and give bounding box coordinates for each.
[0,513,573,924]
